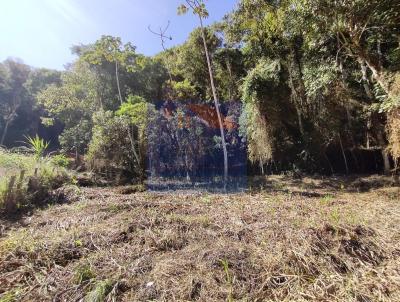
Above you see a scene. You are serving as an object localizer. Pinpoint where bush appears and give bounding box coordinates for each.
[86,110,144,184]
[51,154,71,168]
[0,148,71,215]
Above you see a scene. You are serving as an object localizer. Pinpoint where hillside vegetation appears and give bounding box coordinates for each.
[0,0,399,179]
[0,147,70,215]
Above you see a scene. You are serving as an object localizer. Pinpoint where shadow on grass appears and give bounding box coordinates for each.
[248,174,399,194]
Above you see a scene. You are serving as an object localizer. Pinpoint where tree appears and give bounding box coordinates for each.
[299,0,400,172]
[300,0,400,98]
[80,36,137,105]
[37,61,99,154]
[178,0,229,186]
[0,59,31,145]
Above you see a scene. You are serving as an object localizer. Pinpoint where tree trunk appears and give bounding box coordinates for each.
[359,53,390,95]
[198,16,229,187]
[358,58,374,100]
[366,112,372,149]
[377,39,383,69]
[376,131,391,174]
[127,125,142,176]
[357,58,375,150]
[226,57,234,100]
[115,60,123,105]
[296,107,304,136]
[185,152,191,182]
[339,134,349,174]
[292,46,307,107]
[0,119,11,146]
[381,149,391,175]
[323,151,334,174]
[287,47,306,137]
[288,66,305,136]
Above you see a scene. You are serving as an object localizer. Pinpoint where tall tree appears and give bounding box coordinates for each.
[178,0,229,185]
[0,59,31,145]
[80,36,137,105]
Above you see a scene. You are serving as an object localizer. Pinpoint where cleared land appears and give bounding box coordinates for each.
[0,175,399,301]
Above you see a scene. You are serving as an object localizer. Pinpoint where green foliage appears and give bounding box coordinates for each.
[87,110,147,181]
[24,135,49,160]
[74,263,95,284]
[115,95,149,132]
[329,208,341,226]
[81,35,137,70]
[24,68,61,96]
[178,1,209,18]
[59,120,93,154]
[0,148,35,172]
[2,0,400,175]
[51,154,71,168]
[214,47,245,100]
[84,280,114,302]
[320,194,334,205]
[239,59,281,165]
[303,60,338,99]
[35,36,167,158]
[37,62,98,153]
[241,102,273,165]
[0,290,19,302]
[171,79,197,100]
[0,148,70,214]
[162,27,222,100]
[0,60,31,146]
[242,59,281,102]
[220,259,234,302]
[177,4,189,15]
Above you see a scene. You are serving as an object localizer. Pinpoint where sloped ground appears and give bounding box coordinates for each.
[0,176,399,301]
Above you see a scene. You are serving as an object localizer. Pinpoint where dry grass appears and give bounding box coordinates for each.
[0,175,399,301]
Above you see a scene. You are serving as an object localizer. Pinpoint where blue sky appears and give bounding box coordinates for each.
[0,0,238,70]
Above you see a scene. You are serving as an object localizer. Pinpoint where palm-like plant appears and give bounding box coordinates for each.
[25,135,49,160]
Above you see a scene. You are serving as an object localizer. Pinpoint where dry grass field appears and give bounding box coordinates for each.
[0,175,399,301]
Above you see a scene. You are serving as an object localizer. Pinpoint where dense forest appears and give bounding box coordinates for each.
[1,0,400,181]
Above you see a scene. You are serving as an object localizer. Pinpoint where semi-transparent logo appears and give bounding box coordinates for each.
[146,100,247,192]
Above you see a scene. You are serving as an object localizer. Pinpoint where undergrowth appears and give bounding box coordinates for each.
[0,148,71,215]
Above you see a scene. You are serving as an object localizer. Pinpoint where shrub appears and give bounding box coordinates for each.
[0,148,70,215]
[86,110,144,183]
[51,154,71,168]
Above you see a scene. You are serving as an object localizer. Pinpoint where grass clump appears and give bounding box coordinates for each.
[0,291,19,302]
[0,229,36,256]
[221,259,234,302]
[329,207,341,225]
[84,280,114,302]
[320,194,334,205]
[74,263,96,284]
